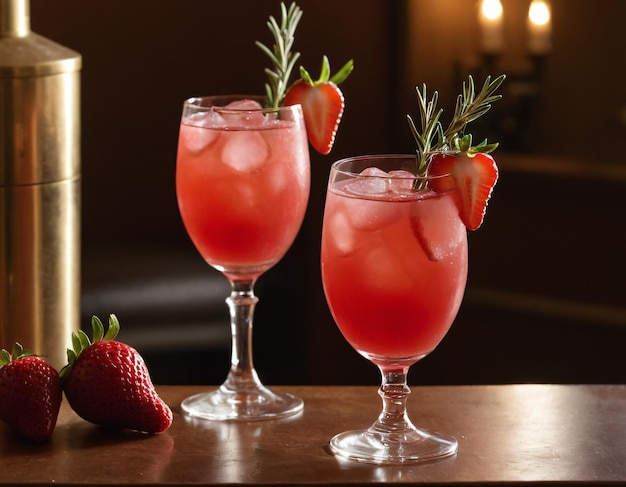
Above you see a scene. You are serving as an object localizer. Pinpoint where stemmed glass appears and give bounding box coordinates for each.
[321,154,468,463]
[176,95,310,420]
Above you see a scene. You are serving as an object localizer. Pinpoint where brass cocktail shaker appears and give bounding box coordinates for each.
[0,0,81,368]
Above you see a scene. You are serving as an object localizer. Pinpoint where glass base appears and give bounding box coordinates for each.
[181,384,303,421]
[329,426,458,465]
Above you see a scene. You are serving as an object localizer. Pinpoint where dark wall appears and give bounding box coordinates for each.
[28,0,626,386]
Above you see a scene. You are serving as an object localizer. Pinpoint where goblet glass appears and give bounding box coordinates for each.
[176,95,310,420]
[321,154,468,463]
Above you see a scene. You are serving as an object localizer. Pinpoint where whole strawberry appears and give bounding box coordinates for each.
[0,343,62,442]
[60,315,172,434]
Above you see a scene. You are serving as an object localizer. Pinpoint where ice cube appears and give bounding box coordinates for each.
[347,198,393,231]
[410,194,465,262]
[224,99,263,110]
[344,167,418,198]
[327,209,356,257]
[339,167,413,232]
[345,167,389,197]
[185,110,226,128]
[340,188,408,233]
[388,170,417,196]
[221,99,266,127]
[221,130,269,172]
[263,161,289,195]
[180,122,219,155]
[205,109,227,127]
[388,170,415,178]
[361,167,388,177]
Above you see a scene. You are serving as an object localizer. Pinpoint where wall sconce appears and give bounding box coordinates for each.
[479,0,504,55]
[478,0,552,61]
[528,0,552,56]
[469,0,553,151]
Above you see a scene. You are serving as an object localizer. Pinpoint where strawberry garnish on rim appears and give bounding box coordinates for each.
[256,2,354,155]
[283,57,354,155]
[408,75,505,230]
[429,143,499,231]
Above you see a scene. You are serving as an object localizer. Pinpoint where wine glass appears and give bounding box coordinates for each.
[176,95,310,420]
[320,154,468,463]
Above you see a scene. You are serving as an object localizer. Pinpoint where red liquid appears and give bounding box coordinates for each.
[176,117,310,279]
[321,181,468,364]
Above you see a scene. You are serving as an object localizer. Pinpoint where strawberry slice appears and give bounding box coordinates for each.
[283,56,353,155]
[284,81,344,155]
[427,153,458,193]
[428,151,498,231]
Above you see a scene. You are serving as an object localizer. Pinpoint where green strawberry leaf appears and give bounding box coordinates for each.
[329,59,354,85]
[92,316,104,342]
[298,65,314,85]
[0,348,11,367]
[318,55,330,83]
[469,139,499,154]
[0,343,36,367]
[60,314,121,382]
[103,315,120,341]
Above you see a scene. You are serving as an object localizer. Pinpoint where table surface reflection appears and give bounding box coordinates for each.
[1,384,626,485]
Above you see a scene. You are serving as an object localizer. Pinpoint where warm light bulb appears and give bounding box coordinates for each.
[527,0,552,54]
[479,0,504,53]
[481,0,503,21]
[529,0,550,26]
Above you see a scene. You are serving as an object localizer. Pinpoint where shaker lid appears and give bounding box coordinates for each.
[0,32,81,77]
[0,30,81,186]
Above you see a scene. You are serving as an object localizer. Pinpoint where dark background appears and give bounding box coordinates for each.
[29,0,626,386]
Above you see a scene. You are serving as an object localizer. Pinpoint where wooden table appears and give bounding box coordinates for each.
[2,384,626,485]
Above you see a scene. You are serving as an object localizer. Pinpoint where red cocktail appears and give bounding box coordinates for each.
[176,96,310,420]
[321,155,467,463]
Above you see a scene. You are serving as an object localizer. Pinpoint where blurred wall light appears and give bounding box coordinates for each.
[528,0,552,55]
[469,0,553,151]
[479,0,504,54]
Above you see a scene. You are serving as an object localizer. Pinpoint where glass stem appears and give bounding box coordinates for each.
[223,279,262,391]
[371,366,414,435]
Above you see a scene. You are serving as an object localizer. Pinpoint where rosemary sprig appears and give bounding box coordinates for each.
[407,86,444,177]
[407,74,506,177]
[445,74,506,146]
[255,2,303,108]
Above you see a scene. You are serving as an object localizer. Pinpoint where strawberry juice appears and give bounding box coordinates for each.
[321,161,468,365]
[176,99,310,279]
